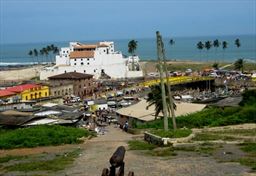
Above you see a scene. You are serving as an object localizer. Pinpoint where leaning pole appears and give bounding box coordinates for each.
[156,31,169,131]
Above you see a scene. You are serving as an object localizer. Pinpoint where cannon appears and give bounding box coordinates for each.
[102,146,134,176]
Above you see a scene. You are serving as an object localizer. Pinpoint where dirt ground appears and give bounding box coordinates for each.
[0,125,255,176]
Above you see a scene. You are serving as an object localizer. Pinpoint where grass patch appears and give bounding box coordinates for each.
[237,143,256,171]
[0,155,27,164]
[193,133,238,141]
[128,140,157,150]
[147,148,177,157]
[0,125,93,149]
[239,143,256,155]
[174,143,219,155]
[150,129,192,138]
[210,129,256,136]
[5,149,81,172]
[239,158,256,171]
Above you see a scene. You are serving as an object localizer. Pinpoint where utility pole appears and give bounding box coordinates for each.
[156,31,169,131]
[160,36,177,130]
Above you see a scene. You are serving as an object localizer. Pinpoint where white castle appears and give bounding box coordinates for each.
[40,41,143,80]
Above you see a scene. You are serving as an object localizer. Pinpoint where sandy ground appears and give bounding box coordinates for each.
[0,65,43,81]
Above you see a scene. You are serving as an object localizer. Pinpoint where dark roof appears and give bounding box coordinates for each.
[48,72,93,80]
[0,110,35,126]
[210,96,242,107]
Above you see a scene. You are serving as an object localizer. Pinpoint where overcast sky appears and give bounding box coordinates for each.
[0,0,255,44]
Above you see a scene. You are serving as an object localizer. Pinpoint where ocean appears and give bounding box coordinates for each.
[0,35,255,66]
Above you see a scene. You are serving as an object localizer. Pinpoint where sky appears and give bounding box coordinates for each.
[0,0,255,44]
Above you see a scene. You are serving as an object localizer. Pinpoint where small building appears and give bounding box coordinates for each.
[0,90,17,103]
[48,72,95,98]
[3,84,49,101]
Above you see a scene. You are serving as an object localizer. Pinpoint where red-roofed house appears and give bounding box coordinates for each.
[3,84,49,101]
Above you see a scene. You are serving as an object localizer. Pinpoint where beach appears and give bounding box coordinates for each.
[0,65,43,81]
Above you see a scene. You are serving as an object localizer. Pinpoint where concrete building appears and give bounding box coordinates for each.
[48,72,95,98]
[40,41,143,80]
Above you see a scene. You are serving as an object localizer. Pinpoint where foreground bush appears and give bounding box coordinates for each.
[0,125,92,149]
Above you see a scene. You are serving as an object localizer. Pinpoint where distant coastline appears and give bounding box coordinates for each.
[1,34,255,64]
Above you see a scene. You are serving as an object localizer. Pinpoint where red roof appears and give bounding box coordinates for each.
[5,84,41,93]
[0,90,16,97]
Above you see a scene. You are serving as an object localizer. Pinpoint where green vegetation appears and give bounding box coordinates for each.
[192,133,238,141]
[147,148,177,157]
[128,140,157,150]
[208,129,256,136]
[175,143,221,155]
[150,129,192,138]
[141,88,252,129]
[238,143,256,170]
[4,149,81,172]
[239,143,256,154]
[0,125,93,149]
[0,155,26,164]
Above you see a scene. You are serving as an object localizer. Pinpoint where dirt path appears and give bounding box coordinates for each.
[57,125,251,176]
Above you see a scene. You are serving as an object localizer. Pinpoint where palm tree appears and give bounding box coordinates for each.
[213,39,220,62]
[196,41,204,61]
[128,40,138,71]
[43,47,49,62]
[235,38,241,48]
[222,41,228,61]
[28,50,33,64]
[212,62,219,70]
[204,41,212,61]
[235,38,241,58]
[39,49,44,63]
[146,84,177,119]
[33,49,38,64]
[169,38,175,60]
[234,58,244,72]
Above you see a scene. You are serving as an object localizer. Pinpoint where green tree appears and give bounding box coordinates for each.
[213,39,220,62]
[235,38,241,58]
[39,49,44,63]
[234,58,244,72]
[169,39,175,60]
[204,41,212,61]
[28,50,33,63]
[196,41,204,61]
[128,40,138,71]
[212,62,219,70]
[146,84,176,120]
[235,38,241,48]
[33,49,38,64]
[222,41,228,61]
[43,47,49,62]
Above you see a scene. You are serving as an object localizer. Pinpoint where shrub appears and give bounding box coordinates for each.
[0,125,92,149]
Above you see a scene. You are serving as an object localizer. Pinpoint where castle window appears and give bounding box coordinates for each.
[87,63,89,65]
[74,59,77,61]
[74,63,76,65]
[87,58,89,61]
[84,70,86,73]
[81,62,84,65]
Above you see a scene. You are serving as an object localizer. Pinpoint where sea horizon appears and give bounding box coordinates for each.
[0,34,255,65]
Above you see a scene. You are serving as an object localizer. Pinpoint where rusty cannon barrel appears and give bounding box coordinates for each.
[109,146,126,167]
